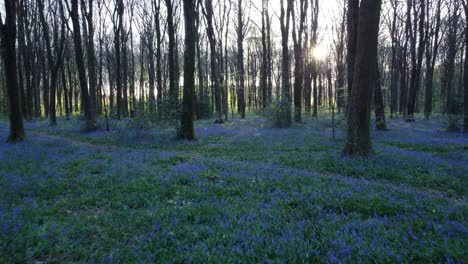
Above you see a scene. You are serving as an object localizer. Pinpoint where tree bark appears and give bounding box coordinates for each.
[346,0,359,104]
[343,0,382,156]
[374,66,386,130]
[114,0,124,119]
[443,4,460,115]
[389,0,398,118]
[463,0,468,132]
[261,0,268,109]
[155,0,164,105]
[166,0,178,106]
[84,0,98,121]
[279,0,292,127]
[122,33,129,117]
[1,0,26,141]
[17,0,29,119]
[146,20,156,113]
[237,0,246,118]
[291,0,308,123]
[310,0,318,117]
[70,0,97,130]
[178,0,196,139]
[204,0,223,123]
[423,0,441,119]
[406,0,426,121]
[38,0,65,126]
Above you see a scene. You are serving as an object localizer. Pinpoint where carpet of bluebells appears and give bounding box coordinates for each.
[0,113,467,263]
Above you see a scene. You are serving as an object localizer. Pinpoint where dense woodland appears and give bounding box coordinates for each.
[0,0,467,154]
[0,0,467,262]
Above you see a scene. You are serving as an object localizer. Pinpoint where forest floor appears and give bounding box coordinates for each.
[0,113,467,262]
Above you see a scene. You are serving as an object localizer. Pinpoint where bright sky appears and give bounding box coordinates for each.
[249,0,344,59]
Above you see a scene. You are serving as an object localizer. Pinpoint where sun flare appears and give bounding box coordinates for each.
[312,45,328,61]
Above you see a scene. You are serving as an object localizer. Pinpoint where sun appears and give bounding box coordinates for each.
[312,45,328,61]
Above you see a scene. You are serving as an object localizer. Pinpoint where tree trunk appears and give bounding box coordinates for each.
[463,1,468,132]
[291,0,308,123]
[261,1,268,109]
[114,0,123,119]
[61,65,70,119]
[70,0,97,130]
[196,16,206,118]
[17,0,28,119]
[122,33,129,117]
[38,0,64,126]
[443,4,460,115]
[346,0,359,104]
[138,36,145,112]
[399,44,408,117]
[388,0,398,118]
[266,4,272,105]
[406,0,426,121]
[374,66,387,130]
[155,0,164,105]
[423,0,441,119]
[237,0,246,118]
[129,30,136,116]
[178,0,196,139]
[310,0,319,117]
[279,0,292,127]
[85,0,98,121]
[42,54,49,118]
[204,0,223,123]
[334,2,345,113]
[166,0,178,106]
[147,33,156,113]
[343,0,382,156]
[1,0,26,141]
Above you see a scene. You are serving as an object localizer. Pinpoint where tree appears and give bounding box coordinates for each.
[140,2,156,113]
[332,1,346,113]
[442,1,461,115]
[38,0,65,126]
[236,0,247,118]
[261,0,268,110]
[17,0,33,120]
[220,0,231,120]
[166,0,178,106]
[387,0,399,119]
[69,0,98,130]
[463,0,468,132]
[374,65,387,130]
[279,0,292,127]
[1,0,26,141]
[114,0,124,119]
[310,0,318,117]
[84,0,99,121]
[291,0,308,123]
[346,0,359,102]
[154,0,164,108]
[343,0,382,156]
[406,0,426,121]
[423,0,442,120]
[178,0,196,139]
[203,0,223,123]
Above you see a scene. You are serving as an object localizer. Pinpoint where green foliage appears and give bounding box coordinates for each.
[157,98,181,123]
[197,94,212,119]
[2,114,466,262]
[445,97,463,132]
[264,100,291,128]
[445,114,462,132]
[125,112,155,130]
[382,140,462,154]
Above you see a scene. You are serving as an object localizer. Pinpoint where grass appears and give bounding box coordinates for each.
[0,114,467,263]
